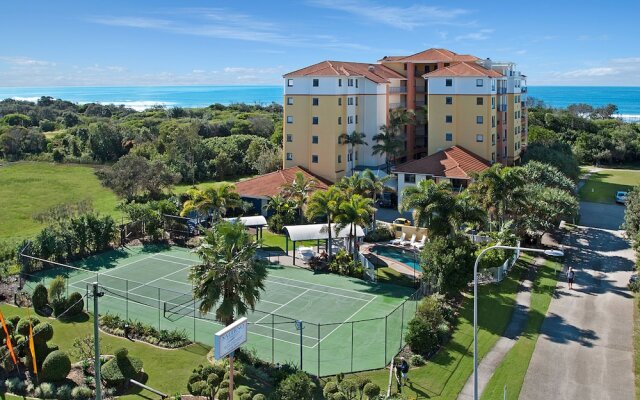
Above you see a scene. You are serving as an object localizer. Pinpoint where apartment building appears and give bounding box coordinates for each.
[282,49,527,182]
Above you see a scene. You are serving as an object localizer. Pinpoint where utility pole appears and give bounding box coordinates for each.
[295,320,303,370]
[92,283,104,400]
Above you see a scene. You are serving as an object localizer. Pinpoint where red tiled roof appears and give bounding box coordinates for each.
[394,146,491,179]
[423,62,503,78]
[283,61,404,84]
[235,166,331,198]
[379,48,479,63]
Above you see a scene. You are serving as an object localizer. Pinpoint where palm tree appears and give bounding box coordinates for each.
[305,187,342,259]
[372,124,403,174]
[362,169,391,204]
[281,172,317,224]
[400,179,456,237]
[263,194,296,220]
[190,221,268,326]
[334,194,375,257]
[339,131,367,175]
[336,173,371,197]
[180,183,244,222]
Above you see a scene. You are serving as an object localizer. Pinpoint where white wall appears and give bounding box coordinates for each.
[284,76,383,95]
[428,77,496,95]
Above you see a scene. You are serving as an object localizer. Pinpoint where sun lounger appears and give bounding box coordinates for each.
[390,232,406,245]
[412,236,427,250]
[401,234,416,246]
[297,247,315,262]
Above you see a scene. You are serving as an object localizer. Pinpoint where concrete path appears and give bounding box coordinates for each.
[457,257,542,400]
[520,205,636,400]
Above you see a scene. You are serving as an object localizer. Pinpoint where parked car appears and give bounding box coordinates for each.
[393,218,411,226]
[616,191,628,204]
[376,192,398,208]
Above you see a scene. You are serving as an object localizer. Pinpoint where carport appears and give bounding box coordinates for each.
[282,223,365,265]
[224,215,268,243]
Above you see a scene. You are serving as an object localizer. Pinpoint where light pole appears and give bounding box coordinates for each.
[472,245,564,400]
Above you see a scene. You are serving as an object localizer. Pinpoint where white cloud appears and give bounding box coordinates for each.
[455,29,493,41]
[308,0,470,30]
[534,56,640,85]
[563,67,617,77]
[0,56,56,67]
[515,50,527,55]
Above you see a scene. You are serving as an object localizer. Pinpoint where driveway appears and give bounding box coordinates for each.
[374,207,413,224]
[520,202,636,400]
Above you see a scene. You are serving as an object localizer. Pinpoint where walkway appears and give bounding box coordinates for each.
[520,208,636,400]
[457,257,542,400]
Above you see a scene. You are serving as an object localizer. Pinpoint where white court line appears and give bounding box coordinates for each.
[265,279,369,302]
[312,295,377,348]
[69,253,156,282]
[268,275,377,299]
[254,289,310,324]
[156,253,200,263]
[128,262,194,293]
[150,255,194,267]
[70,282,316,347]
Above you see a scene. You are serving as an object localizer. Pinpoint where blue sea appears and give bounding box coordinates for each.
[0,85,638,119]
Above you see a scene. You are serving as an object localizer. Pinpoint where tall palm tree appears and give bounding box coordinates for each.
[180,183,244,222]
[372,125,403,174]
[339,131,367,175]
[334,194,375,257]
[263,194,296,219]
[281,172,317,224]
[190,221,268,326]
[336,173,371,197]
[362,169,392,204]
[305,187,342,259]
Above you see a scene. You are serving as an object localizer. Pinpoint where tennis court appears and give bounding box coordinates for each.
[21,245,422,376]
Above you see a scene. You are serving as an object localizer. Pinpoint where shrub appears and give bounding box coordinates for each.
[207,373,221,387]
[239,393,252,400]
[48,275,66,303]
[363,382,381,399]
[66,292,85,316]
[253,394,266,400]
[101,347,143,387]
[71,386,93,400]
[56,384,73,400]
[32,284,49,311]
[217,388,229,400]
[410,354,426,366]
[188,381,208,396]
[333,393,348,400]
[33,322,54,342]
[5,377,26,395]
[275,371,314,400]
[405,317,439,356]
[41,350,71,382]
[338,379,358,399]
[34,382,55,398]
[16,316,40,335]
[323,381,339,398]
[364,225,394,242]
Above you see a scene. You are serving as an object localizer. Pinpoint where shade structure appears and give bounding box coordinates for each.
[283,223,365,242]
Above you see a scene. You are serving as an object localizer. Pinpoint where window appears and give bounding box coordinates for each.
[492,116,496,128]
[287,97,294,105]
[338,98,342,106]
[492,134,496,145]
[355,151,358,161]
[287,79,293,87]
[446,115,453,123]
[312,79,319,87]
[355,79,358,88]
[338,78,342,87]
[446,97,453,105]
[286,134,292,142]
[312,98,319,106]
[348,79,353,87]
[424,65,429,72]
[404,174,416,183]
[476,116,483,124]
[491,80,496,91]
[491,97,495,109]
[348,97,353,105]
[444,63,450,67]
[476,97,484,105]
[338,116,342,125]
[338,155,342,163]
[348,116,353,124]
[338,136,342,144]
[491,152,495,163]
[312,155,318,163]
[514,112,517,119]
[348,152,352,162]
[476,134,484,142]
[312,135,318,144]
[312,116,319,125]
[355,97,358,106]
[476,79,484,87]
[403,64,407,71]
[286,152,293,160]
[445,132,453,141]
[355,115,358,124]
[515,96,518,104]
[445,79,453,87]
[287,116,293,124]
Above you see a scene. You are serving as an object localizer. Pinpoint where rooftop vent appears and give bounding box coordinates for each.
[368,65,375,71]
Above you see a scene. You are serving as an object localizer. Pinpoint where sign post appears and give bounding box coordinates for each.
[214,318,248,400]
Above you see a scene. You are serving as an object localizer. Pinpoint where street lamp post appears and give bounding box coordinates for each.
[473,245,564,400]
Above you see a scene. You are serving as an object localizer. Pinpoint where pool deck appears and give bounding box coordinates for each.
[360,243,423,279]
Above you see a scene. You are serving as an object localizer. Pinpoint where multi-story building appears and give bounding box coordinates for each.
[282,49,527,182]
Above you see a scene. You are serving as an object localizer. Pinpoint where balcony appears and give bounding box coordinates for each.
[415,100,426,107]
[498,87,507,94]
[498,104,507,112]
[389,86,407,94]
[389,102,406,110]
[521,86,528,93]
[521,101,526,108]
[415,85,427,93]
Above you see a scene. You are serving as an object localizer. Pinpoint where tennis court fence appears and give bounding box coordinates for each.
[17,251,430,376]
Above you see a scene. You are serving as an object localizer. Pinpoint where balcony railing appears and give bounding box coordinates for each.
[498,104,507,112]
[389,102,406,109]
[389,86,407,94]
[415,100,426,107]
[521,87,528,93]
[498,87,507,94]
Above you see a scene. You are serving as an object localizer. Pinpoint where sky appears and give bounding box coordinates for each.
[1,0,639,87]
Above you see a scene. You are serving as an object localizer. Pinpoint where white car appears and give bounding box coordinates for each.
[616,191,628,204]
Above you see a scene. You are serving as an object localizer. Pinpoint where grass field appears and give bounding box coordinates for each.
[579,168,640,203]
[0,162,121,241]
[345,258,523,399]
[481,257,559,400]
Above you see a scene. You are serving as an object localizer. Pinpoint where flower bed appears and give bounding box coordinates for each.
[100,313,191,349]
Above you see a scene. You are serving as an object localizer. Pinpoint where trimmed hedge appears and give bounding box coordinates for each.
[101,347,143,387]
[16,316,40,336]
[66,292,85,316]
[41,350,71,382]
[32,284,48,311]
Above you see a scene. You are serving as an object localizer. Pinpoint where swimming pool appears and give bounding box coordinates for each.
[370,245,421,271]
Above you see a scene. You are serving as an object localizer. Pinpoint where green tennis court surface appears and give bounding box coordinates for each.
[22,245,420,376]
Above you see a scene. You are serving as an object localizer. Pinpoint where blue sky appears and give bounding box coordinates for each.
[1,0,639,87]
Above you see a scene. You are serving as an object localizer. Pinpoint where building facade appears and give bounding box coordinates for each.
[283,49,527,182]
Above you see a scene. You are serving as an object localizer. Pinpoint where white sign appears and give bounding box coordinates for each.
[214,317,248,360]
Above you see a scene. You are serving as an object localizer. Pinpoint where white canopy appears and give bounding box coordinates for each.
[283,223,365,242]
[224,215,268,227]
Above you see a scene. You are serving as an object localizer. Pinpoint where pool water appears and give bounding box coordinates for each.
[370,245,421,271]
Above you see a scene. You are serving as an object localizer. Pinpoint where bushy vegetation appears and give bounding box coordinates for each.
[100,347,143,387]
[40,350,72,382]
[405,294,456,356]
[364,224,394,242]
[323,375,379,400]
[274,370,315,400]
[327,249,364,278]
[100,313,190,348]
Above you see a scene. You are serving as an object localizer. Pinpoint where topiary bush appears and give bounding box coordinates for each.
[188,381,208,396]
[274,371,315,400]
[410,354,426,366]
[56,384,73,400]
[41,350,71,382]
[66,292,85,317]
[16,316,40,335]
[323,381,338,398]
[217,388,229,400]
[253,394,266,400]
[101,347,143,387]
[32,284,48,311]
[71,386,93,400]
[33,322,54,342]
[363,382,381,399]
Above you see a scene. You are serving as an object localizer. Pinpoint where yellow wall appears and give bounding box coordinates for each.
[427,94,496,161]
[506,93,523,164]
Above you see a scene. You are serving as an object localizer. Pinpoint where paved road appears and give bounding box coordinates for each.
[579,201,626,230]
[520,202,636,400]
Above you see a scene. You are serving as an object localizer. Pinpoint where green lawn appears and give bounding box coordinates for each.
[481,257,559,400]
[260,230,317,252]
[345,260,524,399]
[579,168,640,203]
[0,162,122,242]
[635,294,640,400]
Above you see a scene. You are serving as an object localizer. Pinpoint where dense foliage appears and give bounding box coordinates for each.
[40,350,72,382]
[420,235,477,295]
[100,347,143,387]
[100,313,190,348]
[405,294,456,356]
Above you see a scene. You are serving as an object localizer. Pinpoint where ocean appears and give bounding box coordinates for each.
[0,85,639,119]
